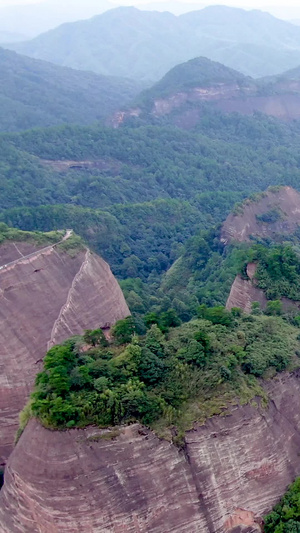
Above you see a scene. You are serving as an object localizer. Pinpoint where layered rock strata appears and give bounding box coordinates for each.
[1,372,300,532]
[0,242,129,464]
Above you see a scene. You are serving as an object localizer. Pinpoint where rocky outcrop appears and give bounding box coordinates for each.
[221,186,300,244]
[226,263,267,312]
[226,274,267,312]
[112,78,300,129]
[0,241,129,465]
[0,421,205,533]
[222,186,300,312]
[1,372,300,532]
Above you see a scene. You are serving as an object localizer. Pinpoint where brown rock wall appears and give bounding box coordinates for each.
[2,373,300,532]
[226,274,267,312]
[0,243,129,464]
[0,421,206,533]
[221,186,300,244]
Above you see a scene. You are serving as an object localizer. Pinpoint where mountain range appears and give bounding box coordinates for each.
[0,47,144,132]
[7,5,300,80]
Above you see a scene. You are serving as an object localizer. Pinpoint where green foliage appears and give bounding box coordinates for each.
[29,313,300,431]
[83,329,108,347]
[144,308,181,333]
[0,222,61,247]
[3,112,300,290]
[0,47,143,132]
[111,317,136,345]
[264,478,300,532]
[265,300,283,316]
[256,207,282,224]
[138,57,246,102]
[250,244,300,301]
[197,305,234,327]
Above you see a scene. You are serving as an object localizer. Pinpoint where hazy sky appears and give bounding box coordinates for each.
[0,0,300,5]
[1,0,300,21]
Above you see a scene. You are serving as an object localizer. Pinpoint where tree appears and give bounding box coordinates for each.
[112,317,136,345]
[265,300,282,316]
[83,328,108,347]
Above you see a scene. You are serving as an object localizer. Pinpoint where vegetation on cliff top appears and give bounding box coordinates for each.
[26,311,300,437]
[248,243,300,302]
[0,222,62,247]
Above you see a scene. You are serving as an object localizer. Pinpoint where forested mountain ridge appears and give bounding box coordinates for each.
[0,47,144,132]
[7,5,300,80]
[114,57,300,128]
[3,114,300,286]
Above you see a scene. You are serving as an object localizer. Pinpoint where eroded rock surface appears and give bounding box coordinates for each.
[1,372,300,532]
[112,79,300,129]
[221,186,300,244]
[226,273,267,312]
[0,242,129,464]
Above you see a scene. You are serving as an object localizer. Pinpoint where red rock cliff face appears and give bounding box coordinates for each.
[221,186,300,244]
[0,242,129,465]
[112,80,300,129]
[1,372,300,533]
[222,186,300,312]
[226,274,267,312]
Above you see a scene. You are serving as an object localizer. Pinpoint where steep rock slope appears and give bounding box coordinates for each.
[1,372,300,532]
[226,264,267,313]
[223,186,300,311]
[221,186,300,244]
[0,240,129,465]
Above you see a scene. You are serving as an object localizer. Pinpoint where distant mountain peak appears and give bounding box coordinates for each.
[6,5,300,81]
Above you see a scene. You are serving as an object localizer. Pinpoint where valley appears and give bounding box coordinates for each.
[2,4,300,532]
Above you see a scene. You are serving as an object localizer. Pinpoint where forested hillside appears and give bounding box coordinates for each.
[2,114,300,283]
[7,5,300,79]
[137,56,250,104]
[0,48,144,132]
[2,111,300,327]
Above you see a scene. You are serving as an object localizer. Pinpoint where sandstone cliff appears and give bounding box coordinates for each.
[222,186,300,312]
[226,274,267,312]
[111,79,300,129]
[1,371,300,532]
[0,240,129,465]
[221,186,300,244]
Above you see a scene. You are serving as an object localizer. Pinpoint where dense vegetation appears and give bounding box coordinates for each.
[137,57,248,105]
[264,478,300,532]
[3,112,300,287]
[27,312,299,436]
[0,222,62,247]
[0,48,143,132]
[249,244,300,301]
